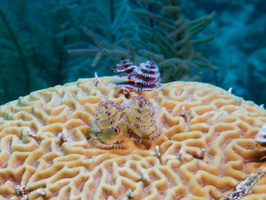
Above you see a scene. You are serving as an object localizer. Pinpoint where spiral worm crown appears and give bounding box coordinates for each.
[89,96,161,149]
[110,59,162,91]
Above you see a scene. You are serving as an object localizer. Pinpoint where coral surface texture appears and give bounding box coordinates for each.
[0,77,265,200]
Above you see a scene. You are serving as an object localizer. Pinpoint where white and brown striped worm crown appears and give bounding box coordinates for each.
[109,59,163,91]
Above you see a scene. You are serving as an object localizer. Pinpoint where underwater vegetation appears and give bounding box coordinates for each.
[69,0,217,82]
[0,1,72,104]
[0,0,265,105]
[0,0,215,105]
[182,1,266,104]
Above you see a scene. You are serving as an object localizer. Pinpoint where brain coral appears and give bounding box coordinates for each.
[0,77,266,200]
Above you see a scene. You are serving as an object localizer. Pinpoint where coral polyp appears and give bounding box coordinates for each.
[89,96,162,149]
[110,59,162,91]
[123,96,161,142]
[253,124,266,160]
